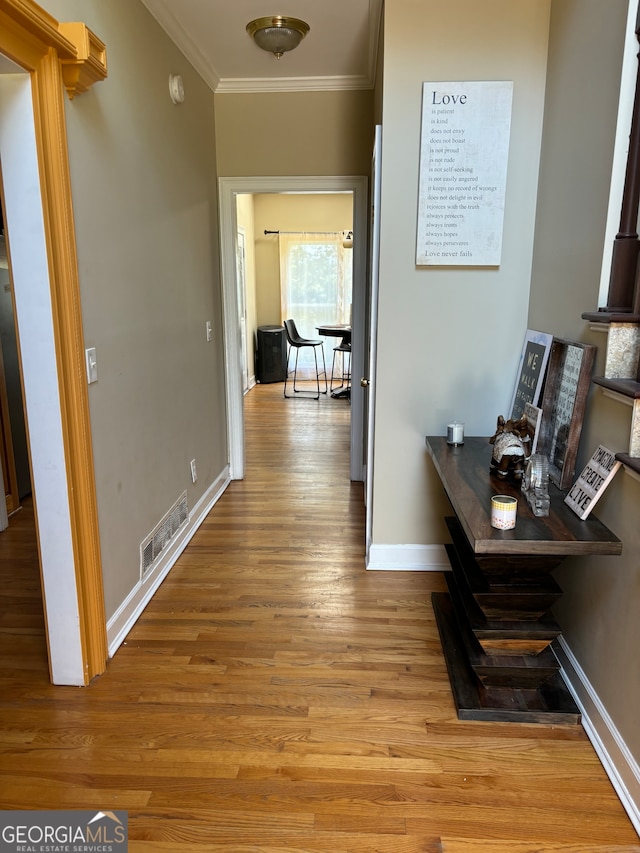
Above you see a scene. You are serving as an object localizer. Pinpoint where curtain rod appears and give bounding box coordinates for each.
[264,229,345,236]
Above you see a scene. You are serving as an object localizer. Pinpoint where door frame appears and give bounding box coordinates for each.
[236,225,249,394]
[365,126,382,562]
[0,0,108,684]
[218,175,369,483]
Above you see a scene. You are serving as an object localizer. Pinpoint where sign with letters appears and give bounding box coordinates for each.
[565,445,621,520]
[0,810,128,852]
[416,80,513,266]
[509,329,553,420]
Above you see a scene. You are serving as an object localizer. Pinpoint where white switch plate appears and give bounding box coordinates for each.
[190,458,197,483]
[85,347,98,384]
[206,321,213,342]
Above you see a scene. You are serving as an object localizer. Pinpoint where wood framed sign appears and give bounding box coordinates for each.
[537,339,596,489]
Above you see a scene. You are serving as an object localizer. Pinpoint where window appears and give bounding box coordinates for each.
[279,232,352,369]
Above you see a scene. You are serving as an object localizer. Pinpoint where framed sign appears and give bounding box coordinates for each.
[416,80,513,266]
[537,339,596,489]
[509,329,553,420]
[564,445,621,520]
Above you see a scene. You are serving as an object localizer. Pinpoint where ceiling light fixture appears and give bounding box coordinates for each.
[246,16,310,60]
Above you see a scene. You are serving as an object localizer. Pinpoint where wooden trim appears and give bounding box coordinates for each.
[0,0,76,70]
[58,22,107,100]
[0,0,108,681]
[0,3,107,99]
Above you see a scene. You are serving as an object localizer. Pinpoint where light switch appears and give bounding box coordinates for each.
[206,321,213,342]
[85,347,98,384]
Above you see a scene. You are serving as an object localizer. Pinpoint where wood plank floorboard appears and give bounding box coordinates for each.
[0,381,638,851]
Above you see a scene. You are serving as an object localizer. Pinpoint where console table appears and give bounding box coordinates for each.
[425,435,622,724]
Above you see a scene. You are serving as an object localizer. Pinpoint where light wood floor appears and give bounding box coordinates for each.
[0,381,638,851]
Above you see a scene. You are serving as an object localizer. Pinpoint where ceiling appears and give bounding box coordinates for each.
[139,0,383,93]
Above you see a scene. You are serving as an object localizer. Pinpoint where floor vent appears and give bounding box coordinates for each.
[140,491,188,580]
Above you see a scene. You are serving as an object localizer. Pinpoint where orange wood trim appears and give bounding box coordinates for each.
[0,0,77,70]
[0,2,107,100]
[0,0,108,682]
[58,22,107,100]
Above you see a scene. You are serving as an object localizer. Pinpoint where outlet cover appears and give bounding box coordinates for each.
[190,459,197,483]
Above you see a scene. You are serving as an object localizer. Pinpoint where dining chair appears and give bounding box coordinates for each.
[283,319,327,399]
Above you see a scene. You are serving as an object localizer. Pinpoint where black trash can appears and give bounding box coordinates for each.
[256,325,287,383]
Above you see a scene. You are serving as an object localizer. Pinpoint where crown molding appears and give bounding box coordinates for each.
[138,0,221,92]
[215,74,373,95]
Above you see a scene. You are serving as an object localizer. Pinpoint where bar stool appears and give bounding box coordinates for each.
[283,319,327,399]
[330,340,351,397]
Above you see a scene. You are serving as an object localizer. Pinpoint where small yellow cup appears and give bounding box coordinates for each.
[491,495,517,530]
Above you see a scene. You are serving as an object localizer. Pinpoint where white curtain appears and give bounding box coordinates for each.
[279,232,352,370]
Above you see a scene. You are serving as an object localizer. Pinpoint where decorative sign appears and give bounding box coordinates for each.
[564,445,621,520]
[509,329,553,420]
[536,339,596,490]
[416,80,513,266]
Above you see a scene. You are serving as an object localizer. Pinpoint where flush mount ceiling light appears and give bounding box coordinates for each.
[246,16,310,60]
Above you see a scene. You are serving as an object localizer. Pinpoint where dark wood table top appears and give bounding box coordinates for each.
[425,436,622,557]
[316,324,351,337]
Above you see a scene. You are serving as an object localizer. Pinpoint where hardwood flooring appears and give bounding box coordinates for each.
[0,381,638,851]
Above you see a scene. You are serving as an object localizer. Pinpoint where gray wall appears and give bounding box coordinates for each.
[529,0,640,759]
[41,0,228,619]
[214,90,375,178]
[374,0,551,547]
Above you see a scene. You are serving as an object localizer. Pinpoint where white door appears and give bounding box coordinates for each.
[365,126,382,563]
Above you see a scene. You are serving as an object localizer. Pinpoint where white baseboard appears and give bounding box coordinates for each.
[366,543,450,571]
[107,467,231,656]
[555,636,640,836]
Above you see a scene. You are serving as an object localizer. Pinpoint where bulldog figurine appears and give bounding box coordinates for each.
[489,414,533,481]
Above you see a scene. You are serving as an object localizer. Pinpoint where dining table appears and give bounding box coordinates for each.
[316,324,351,399]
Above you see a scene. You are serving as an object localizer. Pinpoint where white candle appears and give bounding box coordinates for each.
[447,422,464,445]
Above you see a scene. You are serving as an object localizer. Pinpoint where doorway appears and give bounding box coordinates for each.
[237,191,354,391]
[0,4,107,685]
[219,176,368,484]
[0,203,31,515]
